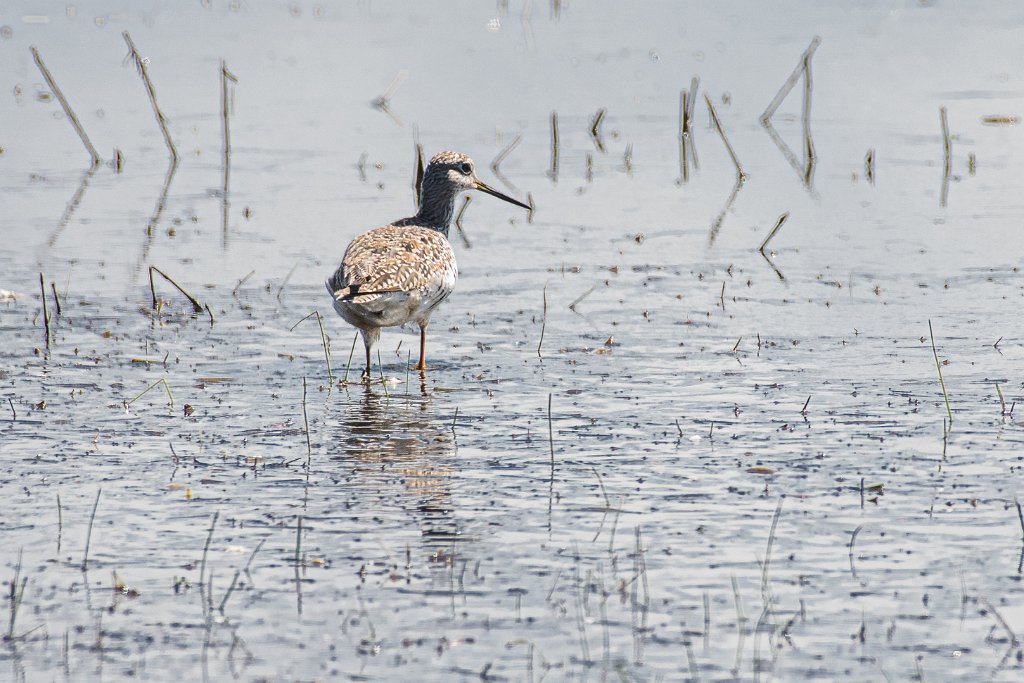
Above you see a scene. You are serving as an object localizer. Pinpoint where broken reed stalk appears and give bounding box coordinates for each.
[491,133,522,176]
[758,212,790,254]
[548,393,554,467]
[231,270,255,296]
[760,36,821,125]
[537,283,547,358]
[30,47,102,167]
[761,499,784,601]
[122,32,178,163]
[294,515,303,570]
[199,511,219,588]
[928,320,953,426]
[1015,500,1024,542]
[56,494,63,554]
[144,159,178,238]
[848,525,863,580]
[220,60,237,170]
[705,94,746,181]
[801,49,816,186]
[127,378,174,408]
[679,90,690,183]
[39,273,51,348]
[590,108,606,153]
[686,76,700,169]
[939,106,951,208]
[290,311,334,385]
[979,596,1019,646]
[221,61,237,245]
[301,377,312,463]
[568,285,596,312]
[404,350,411,393]
[6,549,27,641]
[315,313,333,385]
[548,111,559,182]
[413,142,425,208]
[81,488,102,571]
[343,332,358,383]
[244,539,265,574]
[149,266,203,313]
[377,349,389,397]
[454,196,473,248]
[277,263,298,301]
[50,282,62,317]
[217,570,241,615]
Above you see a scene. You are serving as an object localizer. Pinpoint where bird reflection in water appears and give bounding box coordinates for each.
[331,385,461,550]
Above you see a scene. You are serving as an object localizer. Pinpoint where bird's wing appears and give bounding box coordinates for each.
[327,225,456,304]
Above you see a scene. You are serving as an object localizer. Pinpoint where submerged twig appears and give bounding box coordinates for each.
[47,165,97,248]
[708,176,744,246]
[142,158,178,240]
[82,488,102,571]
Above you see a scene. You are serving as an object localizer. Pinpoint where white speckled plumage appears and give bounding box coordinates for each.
[326,151,530,378]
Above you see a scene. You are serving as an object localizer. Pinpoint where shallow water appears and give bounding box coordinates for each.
[2,2,1024,681]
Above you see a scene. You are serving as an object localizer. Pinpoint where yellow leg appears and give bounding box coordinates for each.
[416,324,427,371]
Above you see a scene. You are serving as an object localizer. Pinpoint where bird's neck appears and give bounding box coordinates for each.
[412,187,458,237]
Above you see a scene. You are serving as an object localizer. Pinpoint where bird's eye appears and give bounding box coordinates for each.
[459,162,472,175]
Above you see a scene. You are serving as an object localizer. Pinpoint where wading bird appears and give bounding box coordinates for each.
[326,151,530,380]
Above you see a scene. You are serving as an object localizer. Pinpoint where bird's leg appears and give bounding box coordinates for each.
[416,322,427,371]
[362,339,372,382]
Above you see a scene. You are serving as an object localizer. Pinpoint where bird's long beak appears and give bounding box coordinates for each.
[473,179,532,211]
